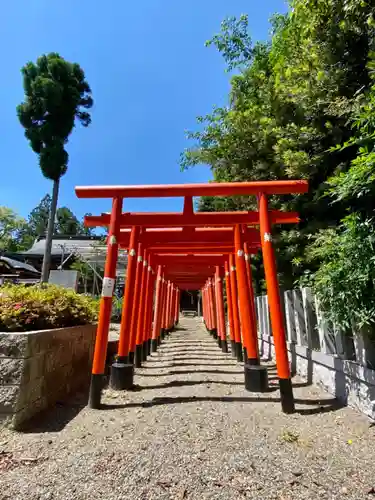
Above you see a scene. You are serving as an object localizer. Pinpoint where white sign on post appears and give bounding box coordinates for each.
[101,277,115,297]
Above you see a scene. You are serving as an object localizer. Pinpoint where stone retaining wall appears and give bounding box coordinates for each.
[259,335,375,420]
[256,287,375,420]
[0,324,96,429]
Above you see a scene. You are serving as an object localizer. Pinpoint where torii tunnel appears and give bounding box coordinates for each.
[75,180,308,414]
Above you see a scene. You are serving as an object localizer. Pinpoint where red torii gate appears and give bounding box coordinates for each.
[76,180,308,414]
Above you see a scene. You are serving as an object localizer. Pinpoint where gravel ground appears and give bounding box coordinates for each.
[1,317,375,500]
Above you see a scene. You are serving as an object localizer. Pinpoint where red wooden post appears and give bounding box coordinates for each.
[134,249,148,367]
[205,283,211,331]
[147,266,157,349]
[259,193,294,412]
[207,284,211,329]
[147,260,157,356]
[170,285,175,328]
[206,284,211,330]
[117,226,139,361]
[160,275,167,342]
[229,254,243,362]
[164,281,170,332]
[208,278,217,338]
[151,265,163,351]
[215,266,228,353]
[174,287,180,325]
[170,284,176,328]
[244,242,258,348]
[176,288,180,324]
[141,254,153,361]
[145,256,155,356]
[128,242,143,362]
[224,261,236,357]
[89,197,122,408]
[202,286,207,330]
[214,274,221,346]
[169,284,175,329]
[234,224,259,365]
[164,281,171,335]
[110,225,140,390]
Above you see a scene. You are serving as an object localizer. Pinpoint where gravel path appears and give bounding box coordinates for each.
[1,317,375,499]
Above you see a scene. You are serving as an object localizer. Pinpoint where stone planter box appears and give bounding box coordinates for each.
[0,324,96,429]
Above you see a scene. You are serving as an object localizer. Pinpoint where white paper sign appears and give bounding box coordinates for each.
[101,277,115,297]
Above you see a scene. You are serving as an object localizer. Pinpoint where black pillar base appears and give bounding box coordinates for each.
[217,337,222,349]
[147,339,151,356]
[129,351,134,364]
[161,329,165,340]
[230,340,236,358]
[244,364,268,392]
[246,356,260,366]
[142,342,148,361]
[221,340,228,353]
[212,329,218,339]
[279,378,295,414]
[88,373,104,409]
[235,342,243,362]
[289,360,296,378]
[243,347,248,364]
[151,339,158,352]
[157,335,161,346]
[134,344,143,368]
[110,362,134,390]
[116,355,129,364]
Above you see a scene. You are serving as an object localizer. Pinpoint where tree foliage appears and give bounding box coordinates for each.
[306,69,375,330]
[0,208,27,253]
[1,196,93,254]
[181,0,375,305]
[17,53,93,182]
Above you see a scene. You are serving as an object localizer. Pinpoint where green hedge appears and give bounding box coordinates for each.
[0,284,99,332]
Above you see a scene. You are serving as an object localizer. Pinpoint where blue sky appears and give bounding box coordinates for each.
[0,0,288,220]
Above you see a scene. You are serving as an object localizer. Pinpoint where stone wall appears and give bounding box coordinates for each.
[257,287,375,420]
[0,324,96,429]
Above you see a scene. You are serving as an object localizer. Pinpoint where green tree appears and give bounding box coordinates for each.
[17,53,93,282]
[56,207,81,235]
[181,2,375,289]
[306,71,375,331]
[17,194,51,250]
[0,207,27,252]
[17,195,92,250]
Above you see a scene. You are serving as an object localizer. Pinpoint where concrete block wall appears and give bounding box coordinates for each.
[257,287,375,420]
[0,324,96,429]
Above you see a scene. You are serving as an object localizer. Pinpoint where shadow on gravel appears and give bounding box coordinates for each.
[20,391,89,434]
[162,342,218,347]
[146,358,238,365]
[101,396,343,415]
[132,379,276,391]
[159,348,225,353]
[141,364,240,370]
[138,369,244,376]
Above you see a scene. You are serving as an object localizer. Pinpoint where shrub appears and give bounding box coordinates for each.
[0,284,99,332]
[306,214,375,332]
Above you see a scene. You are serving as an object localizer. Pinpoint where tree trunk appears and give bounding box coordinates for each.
[41,179,59,283]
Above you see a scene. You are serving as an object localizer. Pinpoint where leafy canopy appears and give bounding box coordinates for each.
[17,53,93,181]
[0,207,27,253]
[181,0,375,292]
